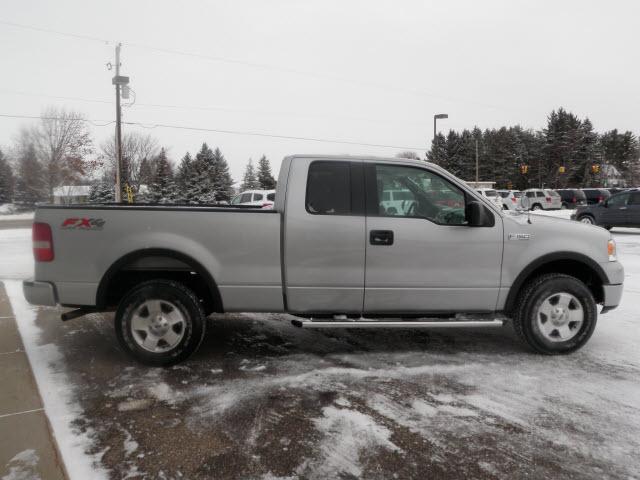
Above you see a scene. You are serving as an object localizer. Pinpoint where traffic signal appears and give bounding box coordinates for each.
[592,164,600,174]
[558,166,566,174]
[520,165,528,174]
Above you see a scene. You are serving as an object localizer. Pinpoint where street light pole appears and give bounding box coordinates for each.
[433,113,448,144]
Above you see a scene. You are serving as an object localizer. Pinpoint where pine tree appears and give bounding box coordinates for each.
[88,181,115,203]
[192,143,217,203]
[147,148,176,203]
[211,148,234,202]
[0,148,14,204]
[257,155,276,189]
[241,159,260,190]
[175,152,198,203]
[13,143,46,206]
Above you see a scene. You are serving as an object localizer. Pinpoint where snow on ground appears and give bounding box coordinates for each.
[0,204,34,220]
[4,281,110,480]
[2,220,640,479]
[0,229,33,279]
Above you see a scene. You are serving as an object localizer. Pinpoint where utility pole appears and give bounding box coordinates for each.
[111,43,129,203]
[475,138,479,183]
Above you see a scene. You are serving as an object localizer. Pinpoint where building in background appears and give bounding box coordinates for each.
[53,185,91,205]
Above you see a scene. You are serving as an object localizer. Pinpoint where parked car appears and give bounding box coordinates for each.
[581,188,611,205]
[475,188,504,209]
[231,189,276,208]
[556,189,587,209]
[572,189,640,229]
[523,189,562,210]
[24,155,623,365]
[497,190,523,211]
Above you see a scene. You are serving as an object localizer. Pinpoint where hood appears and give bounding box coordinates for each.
[503,211,610,243]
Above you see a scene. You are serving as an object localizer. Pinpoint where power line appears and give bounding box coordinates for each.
[0,19,110,44]
[0,113,424,150]
[0,18,516,111]
[0,87,429,126]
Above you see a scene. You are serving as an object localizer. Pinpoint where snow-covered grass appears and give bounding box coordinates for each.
[0,229,33,279]
[0,204,34,219]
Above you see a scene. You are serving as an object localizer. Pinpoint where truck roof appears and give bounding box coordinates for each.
[285,154,437,169]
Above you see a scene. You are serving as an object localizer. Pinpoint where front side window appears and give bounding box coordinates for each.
[375,164,466,225]
[253,193,263,201]
[607,193,630,207]
[240,193,252,203]
[306,161,351,215]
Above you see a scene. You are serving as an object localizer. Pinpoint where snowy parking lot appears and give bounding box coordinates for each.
[2,212,640,479]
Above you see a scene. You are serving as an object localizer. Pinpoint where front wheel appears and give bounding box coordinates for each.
[512,273,597,354]
[578,215,595,225]
[531,204,542,211]
[115,279,207,366]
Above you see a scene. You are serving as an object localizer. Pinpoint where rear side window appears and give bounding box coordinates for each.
[629,192,640,205]
[240,193,252,203]
[498,191,509,198]
[306,162,352,215]
[536,191,545,197]
[267,193,275,201]
[253,193,263,201]
[526,191,535,198]
[485,190,497,197]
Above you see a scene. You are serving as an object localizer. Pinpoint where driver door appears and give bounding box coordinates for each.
[600,192,630,227]
[363,163,503,313]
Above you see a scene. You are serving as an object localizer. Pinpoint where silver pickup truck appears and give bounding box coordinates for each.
[24,155,624,365]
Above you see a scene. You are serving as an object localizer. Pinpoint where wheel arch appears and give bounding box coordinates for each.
[504,252,607,314]
[96,248,223,314]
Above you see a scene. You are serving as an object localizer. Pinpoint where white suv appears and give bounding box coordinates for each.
[231,190,276,208]
[524,189,562,210]
[497,190,523,210]
[475,188,505,209]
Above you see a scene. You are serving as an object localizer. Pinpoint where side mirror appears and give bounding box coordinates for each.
[466,201,495,227]
[520,196,530,210]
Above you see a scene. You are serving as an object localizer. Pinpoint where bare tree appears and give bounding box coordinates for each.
[31,106,93,199]
[395,151,421,160]
[100,132,160,191]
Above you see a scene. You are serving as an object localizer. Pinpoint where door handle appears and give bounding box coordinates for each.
[370,230,394,245]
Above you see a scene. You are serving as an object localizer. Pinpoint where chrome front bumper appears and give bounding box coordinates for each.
[23,279,57,307]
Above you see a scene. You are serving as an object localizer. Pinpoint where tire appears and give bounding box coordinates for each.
[531,204,542,211]
[560,203,567,210]
[502,204,509,210]
[115,279,207,366]
[578,215,595,225]
[604,226,612,231]
[512,273,597,354]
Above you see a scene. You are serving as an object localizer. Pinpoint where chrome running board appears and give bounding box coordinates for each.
[291,319,504,329]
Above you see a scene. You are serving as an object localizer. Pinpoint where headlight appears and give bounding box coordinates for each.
[608,239,617,261]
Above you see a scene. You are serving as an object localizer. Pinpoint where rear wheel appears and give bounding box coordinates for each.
[115,279,206,366]
[578,215,595,225]
[512,273,597,354]
[531,204,542,211]
[560,203,567,210]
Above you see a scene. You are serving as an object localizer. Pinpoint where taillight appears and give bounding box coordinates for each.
[33,222,54,262]
[598,196,603,203]
[546,197,552,202]
[511,197,517,203]
[571,197,576,203]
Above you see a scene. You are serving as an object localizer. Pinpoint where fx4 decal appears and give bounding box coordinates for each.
[61,218,106,230]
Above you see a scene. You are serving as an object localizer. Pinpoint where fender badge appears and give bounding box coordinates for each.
[508,233,531,241]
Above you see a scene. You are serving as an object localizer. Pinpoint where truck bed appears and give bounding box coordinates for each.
[33,204,284,312]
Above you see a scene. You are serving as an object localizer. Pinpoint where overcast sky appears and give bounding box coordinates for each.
[1,0,638,180]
